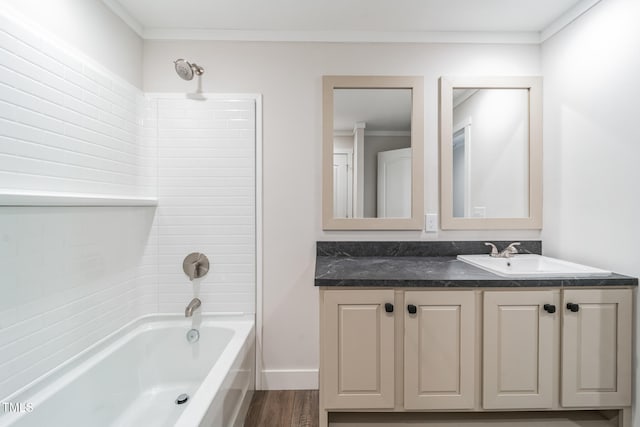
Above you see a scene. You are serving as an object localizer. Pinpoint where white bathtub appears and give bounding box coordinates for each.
[0,314,255,427]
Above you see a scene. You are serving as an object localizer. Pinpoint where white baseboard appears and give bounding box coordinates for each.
[259,369,318,390]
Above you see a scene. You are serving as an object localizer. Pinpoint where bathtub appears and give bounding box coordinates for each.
[0,314,255,427]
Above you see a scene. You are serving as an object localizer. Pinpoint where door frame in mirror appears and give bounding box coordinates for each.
[439,76,542,230]
[323,75,424,230]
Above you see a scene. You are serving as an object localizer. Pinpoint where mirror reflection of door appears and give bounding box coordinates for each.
[377,147,411,218]
[333,88,412,219]
[452,118,471,218]
[333,151,353,218]
[452,128,466,218]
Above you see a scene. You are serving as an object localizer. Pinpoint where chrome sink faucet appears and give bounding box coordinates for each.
[485,242,521,258]
[185,298,202,317]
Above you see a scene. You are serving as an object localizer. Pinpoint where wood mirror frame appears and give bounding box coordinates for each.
[439,76,543,230]
[322,76,424,230]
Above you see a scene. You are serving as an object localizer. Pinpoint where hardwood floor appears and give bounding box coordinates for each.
[244,390,319,427]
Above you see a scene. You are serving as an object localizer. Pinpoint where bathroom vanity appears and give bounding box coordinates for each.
[315,242,637,427]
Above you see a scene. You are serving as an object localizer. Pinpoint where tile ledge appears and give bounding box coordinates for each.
[0,190,158,207]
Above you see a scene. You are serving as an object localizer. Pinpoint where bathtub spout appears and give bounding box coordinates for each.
[185,298,201,317]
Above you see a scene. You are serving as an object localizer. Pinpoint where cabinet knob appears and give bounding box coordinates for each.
[384,303,394,313]
[407,304,417,314]
[566,302,580,312]
[543,304,556,314]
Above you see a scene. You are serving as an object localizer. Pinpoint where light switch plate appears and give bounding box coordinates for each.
[425,213,438,232]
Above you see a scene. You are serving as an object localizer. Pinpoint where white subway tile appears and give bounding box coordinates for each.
[0,9,259,400]
[82,65,112,91]
[0,16,41,50]
[40,40,83,74]
[157,177,253,188]
[157,224,253,236]
[9,103,66,135]
[158,186,253,197]
[65,68,101,97]
[0,117,46,144]
[0,98,17,122]
[62,93,101,120]
[0,46,44,86]
[158,156,254,168]
[83,89,112,113]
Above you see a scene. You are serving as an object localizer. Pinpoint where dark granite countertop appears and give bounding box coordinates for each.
[314,241,638,288]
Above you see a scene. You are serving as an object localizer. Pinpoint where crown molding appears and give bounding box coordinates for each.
[101,0,144,37]
[142,28,541,44]
[365,131,411,137]
[540,0,601,42]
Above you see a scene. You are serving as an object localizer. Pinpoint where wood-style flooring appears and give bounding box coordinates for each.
[244,390,319,427]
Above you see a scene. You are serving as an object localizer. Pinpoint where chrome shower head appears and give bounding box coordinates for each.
[174,59,204,81]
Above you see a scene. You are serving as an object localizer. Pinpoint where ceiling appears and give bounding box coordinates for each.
[334,89,412,133]
[102,0,600,43]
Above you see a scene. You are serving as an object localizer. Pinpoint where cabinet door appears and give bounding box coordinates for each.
[562,289,632,407]
[322,289,395,409]
[404,291,475,409]
[483,290,558,409]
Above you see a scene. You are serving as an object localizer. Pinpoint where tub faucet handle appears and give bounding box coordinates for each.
[183,253,209,281]
[188,261,201,280]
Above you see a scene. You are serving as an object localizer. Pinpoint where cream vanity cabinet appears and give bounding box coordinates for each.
[320,289,477,411]
[561,289,632,407]
[483,289,632,410]
[321,289,476,409]
[483,290,560,409]
[403,290,476,410]
[320,287,633,426]
[321,289,396,409]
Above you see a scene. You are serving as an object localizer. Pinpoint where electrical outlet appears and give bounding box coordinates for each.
[472,206,486,218]
[425,213,438,232]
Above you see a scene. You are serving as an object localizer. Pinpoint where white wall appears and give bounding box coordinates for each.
[0,9,154,398]
[541,0,640,421]
[144,41,542,388]
[1,0,143,88]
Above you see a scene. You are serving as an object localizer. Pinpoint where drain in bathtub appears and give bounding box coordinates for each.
[186,328,200,343]
[175,393,189,405]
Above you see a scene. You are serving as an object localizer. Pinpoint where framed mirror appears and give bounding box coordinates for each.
[439,76,542,229]
[323,76,424,230]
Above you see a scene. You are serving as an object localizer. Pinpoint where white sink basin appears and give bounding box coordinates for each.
[457,254,611,277]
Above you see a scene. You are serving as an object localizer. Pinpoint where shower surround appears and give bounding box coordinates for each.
[148,94,257,315]
[0,7,258,409]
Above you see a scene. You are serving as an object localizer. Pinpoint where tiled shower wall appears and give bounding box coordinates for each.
[0,10,155,398]
[0,13,154,196]
[148,97,256,315]
[0,10,256,400]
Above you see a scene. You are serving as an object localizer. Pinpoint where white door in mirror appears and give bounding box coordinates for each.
[377,148,411,218]
[457,254,611,277]
[333,153,353,218]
